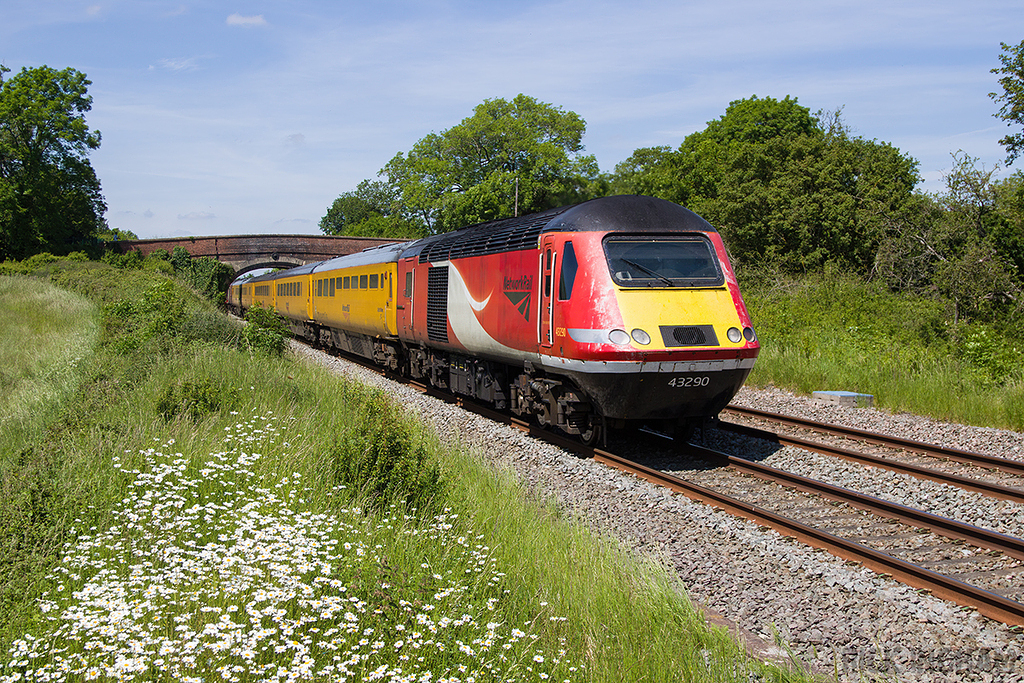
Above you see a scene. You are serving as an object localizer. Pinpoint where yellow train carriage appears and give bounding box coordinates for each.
[250,280,276,312]
[239,282,253,310]
[310,261,398,338]
[269,268,313,324]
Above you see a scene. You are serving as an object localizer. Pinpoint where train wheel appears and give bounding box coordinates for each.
[578,415,602,447]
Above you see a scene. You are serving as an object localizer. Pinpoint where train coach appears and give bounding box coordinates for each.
[228,195,759,443]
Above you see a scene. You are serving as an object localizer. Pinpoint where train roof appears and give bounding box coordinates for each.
[313,241,406,271]
[237,196,715,278]
[406,195,716,264]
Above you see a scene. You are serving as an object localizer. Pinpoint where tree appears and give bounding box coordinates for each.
[612,96,919,272]
[320,179,424,238]
[0,65,106,260]
[990,40,1024,165]
[381,94,600,233]
[874,152,1021,323]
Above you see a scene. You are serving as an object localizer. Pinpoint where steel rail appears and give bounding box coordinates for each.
[716,420,1024,505]
[594,444,1024,627]
[722,405,1024,477]
[685,444,1024,561]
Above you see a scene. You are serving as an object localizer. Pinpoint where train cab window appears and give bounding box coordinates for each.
[604,235,724,288]
[405,272,413,298]
[360,274,368,289]
[558,242,578,300]
[370,274,378,289]
[343,276,350,289]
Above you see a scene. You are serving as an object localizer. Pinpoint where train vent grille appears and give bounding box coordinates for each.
[659,325,719,347]
[427,266,449,344]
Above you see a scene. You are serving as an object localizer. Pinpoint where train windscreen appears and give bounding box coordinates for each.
[604,235,724,288]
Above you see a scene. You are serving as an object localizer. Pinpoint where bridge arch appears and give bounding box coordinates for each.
[109,234,406,276]
[230,258,305,279]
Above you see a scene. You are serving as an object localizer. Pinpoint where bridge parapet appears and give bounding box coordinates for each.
[110,234,406,277]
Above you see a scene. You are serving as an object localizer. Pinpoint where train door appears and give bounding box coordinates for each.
[539,236,557,348]
[400,258,415,335]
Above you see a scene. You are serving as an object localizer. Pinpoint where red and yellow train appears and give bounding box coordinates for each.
[227,195,759,443]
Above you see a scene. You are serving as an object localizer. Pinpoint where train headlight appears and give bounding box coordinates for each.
[631,329,651,345]
[727,327,742,343]
[608,329,631,345]
[743,327,756,342]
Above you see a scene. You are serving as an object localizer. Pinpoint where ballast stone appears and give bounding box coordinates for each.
[812,390,874,408]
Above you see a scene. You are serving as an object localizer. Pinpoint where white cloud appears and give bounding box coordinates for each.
[151,57,203,72]
[178,212,216,221]
[226,13,267,28]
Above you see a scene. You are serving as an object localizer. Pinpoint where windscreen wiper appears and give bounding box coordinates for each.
[621,259,674,286]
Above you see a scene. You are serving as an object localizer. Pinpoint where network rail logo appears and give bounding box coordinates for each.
[503,274,532,321]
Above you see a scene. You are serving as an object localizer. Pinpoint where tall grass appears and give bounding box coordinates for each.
[0,263,810,682]
[741,269,1024,430]
[0,275,100,463]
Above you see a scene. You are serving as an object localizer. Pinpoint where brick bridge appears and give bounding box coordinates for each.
[110,234,406,277]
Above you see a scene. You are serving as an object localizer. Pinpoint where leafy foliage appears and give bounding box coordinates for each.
[325,390,444,513]
[613,96,919,273]
[381,94,601,233]
[320,179,425,238]
[156,377,239,421]
[874,152,1024,325]
[0,65,106,261]
[990,40,1024,165]
[242,303,288,357]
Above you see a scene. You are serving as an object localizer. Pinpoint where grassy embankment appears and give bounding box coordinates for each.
[741,269,1024,432]
[0,259,806,683]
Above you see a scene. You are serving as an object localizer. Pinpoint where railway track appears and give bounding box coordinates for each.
[717,405,1024,503]
[457,397,1024,627]
[305,343,1024,627]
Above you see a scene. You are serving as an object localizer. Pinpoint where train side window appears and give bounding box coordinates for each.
[370,274,378,289]
[317,279,322,297]
[335,277,342,292]
[343,276,350,289]
[330,278,336,296]
[405,272,412,298]
[558,242,578,300]
[360,274,368,289]
[544,249,552,297]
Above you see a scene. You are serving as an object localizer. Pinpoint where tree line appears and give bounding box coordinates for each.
[4,41,1024,328]
[322,41,1024,331]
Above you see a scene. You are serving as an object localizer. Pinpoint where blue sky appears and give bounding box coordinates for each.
[3,0,1022,239]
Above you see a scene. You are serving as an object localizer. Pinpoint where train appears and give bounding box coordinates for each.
[226,195,759,444]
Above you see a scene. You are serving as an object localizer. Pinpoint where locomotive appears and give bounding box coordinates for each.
[227,195,759,443]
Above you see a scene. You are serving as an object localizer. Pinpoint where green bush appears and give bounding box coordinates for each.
[325,391,444,513]
[156,377,239,421]
[242,303,289,356]
[100,249,143,270]
[740,268,1024,429]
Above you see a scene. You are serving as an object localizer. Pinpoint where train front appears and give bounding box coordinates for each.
[538,196,759,429]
